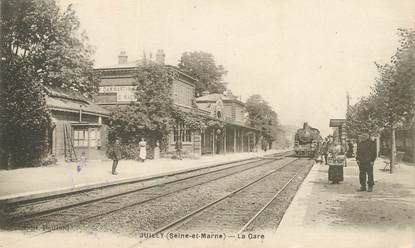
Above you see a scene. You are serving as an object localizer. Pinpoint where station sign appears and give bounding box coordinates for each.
[329,119,346,127]
[99,86,137,102]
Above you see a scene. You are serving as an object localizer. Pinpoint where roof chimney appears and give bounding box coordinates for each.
[156,49,165,65]
[118,51,128,64]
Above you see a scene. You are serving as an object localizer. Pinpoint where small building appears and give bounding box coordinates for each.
[196,92,260,155]
[46,88,110,161]
[329,119,346,146]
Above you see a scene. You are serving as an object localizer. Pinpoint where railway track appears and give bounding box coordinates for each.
[139,158,311,237]
[1,151,293,232]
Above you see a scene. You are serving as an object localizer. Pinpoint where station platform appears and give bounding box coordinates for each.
[275,158,415,248]
[0,150,286,203]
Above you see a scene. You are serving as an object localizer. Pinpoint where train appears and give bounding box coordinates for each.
[294,122,321,158]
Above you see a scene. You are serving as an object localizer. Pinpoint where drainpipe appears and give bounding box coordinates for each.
[79,105,82,122]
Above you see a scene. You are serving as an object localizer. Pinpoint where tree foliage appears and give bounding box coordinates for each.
[372,28,415,130]
[0,0,97,168]
[373,28,415,171]
[108,64,176,158]
[245,94,280,146]
[1,0,98,96]
[171,109,207,130]
[345,96,381,138]
[345,27,415,172]
[178,51,227,96]
[347,28,415,137]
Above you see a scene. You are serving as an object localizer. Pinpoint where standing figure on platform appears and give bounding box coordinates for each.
[356,133,377,192]
[316,142,324,164]
[346,140,354,158]
[139,138,147,162]
[175,139,183,160]
[327,137,345,184]
[110,138,122,175]
[262,139,268,152]
[322,141,329,165]
[154,140,160,160]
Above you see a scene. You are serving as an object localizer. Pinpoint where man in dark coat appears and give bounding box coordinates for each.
[356,133,377,192]
[111,138,122,175]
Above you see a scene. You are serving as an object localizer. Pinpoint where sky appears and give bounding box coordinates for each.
[60,0,415,136]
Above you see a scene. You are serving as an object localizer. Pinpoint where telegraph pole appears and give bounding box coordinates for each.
[346,92,350,110]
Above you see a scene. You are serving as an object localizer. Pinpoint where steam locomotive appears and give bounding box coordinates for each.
[294,122,321,158]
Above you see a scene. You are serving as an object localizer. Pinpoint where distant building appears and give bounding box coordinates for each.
[195,92,246,124]
[195,92,259,154]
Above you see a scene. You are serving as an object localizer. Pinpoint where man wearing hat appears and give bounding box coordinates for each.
[356,133,377,192]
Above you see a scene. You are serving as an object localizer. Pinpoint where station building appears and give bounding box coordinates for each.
[46,88,110,161]
[195,92,260,155]
[94,50,260,158]
[0,87,110,168]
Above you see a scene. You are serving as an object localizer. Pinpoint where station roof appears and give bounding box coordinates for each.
[196,93,244,105]
[45,87,110,117]
[95,62,197,84]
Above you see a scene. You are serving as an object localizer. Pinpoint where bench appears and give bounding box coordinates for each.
[382,151,405,171]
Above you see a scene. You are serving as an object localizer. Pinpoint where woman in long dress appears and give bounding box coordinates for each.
[139,138,147,162]
[327,140,345,184]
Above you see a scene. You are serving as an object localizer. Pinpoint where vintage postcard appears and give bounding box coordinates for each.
[0,0,414,247]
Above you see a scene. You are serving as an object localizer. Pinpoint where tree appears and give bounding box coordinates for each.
[345,96,381,139]
[0,0,97,168]
[245,95,280,148]
[178,51,227,96]
[1,0,97,96]
[372,28,415,173]
[108,64,176,159]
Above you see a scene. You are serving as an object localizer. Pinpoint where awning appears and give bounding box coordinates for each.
[46,95,110,117]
